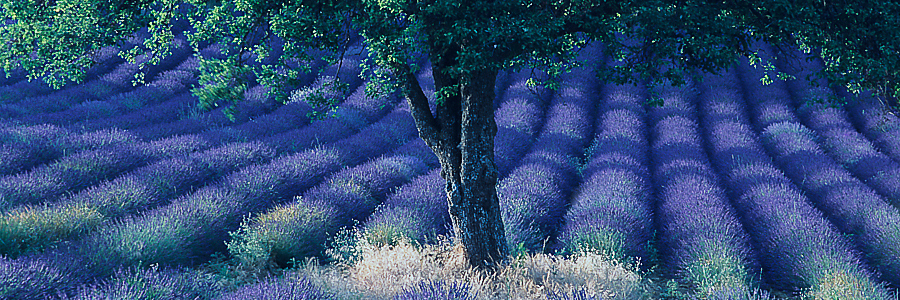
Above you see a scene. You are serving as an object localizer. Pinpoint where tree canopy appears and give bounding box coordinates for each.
[1,0,898,269]
[2,1,897,108]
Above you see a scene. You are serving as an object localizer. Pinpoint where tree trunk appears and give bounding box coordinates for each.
[449,67,508,269]
[401,59,508,270]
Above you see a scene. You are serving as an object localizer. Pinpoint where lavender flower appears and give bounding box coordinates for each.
[70,103,418,275]
[759,119,900,287]
[363,169,449,245]
[66,266,222,300]
[230,152,430,266]
[0,134,208,211]
[647,77,761,298]
[546,288,601,300]
[492,72,551,177]
[216,275,330,300]
[559,168,652,264]
[395,280,473,300]
[0,142,276,257]
[705,67,894,298]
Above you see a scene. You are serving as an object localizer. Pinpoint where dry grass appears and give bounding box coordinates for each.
[291,235,657,299]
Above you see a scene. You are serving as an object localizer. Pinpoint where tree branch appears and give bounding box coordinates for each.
[402,69,441,148]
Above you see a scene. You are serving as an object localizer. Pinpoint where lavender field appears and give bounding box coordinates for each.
[2,40,900,300]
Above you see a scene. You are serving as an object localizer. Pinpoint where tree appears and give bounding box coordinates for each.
[1,0,898,270]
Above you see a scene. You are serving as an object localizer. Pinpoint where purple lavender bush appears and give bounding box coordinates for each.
[493,72,552,177]
[0,134,208,211]
[499,66,599,254]
[63,266,222,300]
[559,82,653,267]
[363,169,449,245]
[0,253,78,299]
[646,81,761,299]
[759,120,900,287]
[0,142,276,257]
[707,67,894,298]
[229,151,430,267]
[216,274,330,300]
[65,106,417,278]
[394,280,473,300]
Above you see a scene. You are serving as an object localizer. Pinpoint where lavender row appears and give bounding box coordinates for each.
[777,57,900,207]
[98,54,347,142]
[0,101,417,299]
[226,45,373,143]
[759,120,900,287]
[0,68,25,88]
[0,124,80,176]
[228,140,436,268]
[744,57,900,287]
[60,266,223,300]
[70,92,199,131]
[214,274,330,300]
[351,68,441,251]
[76,34,199,101]
[129,84,304,141]
[0,77,402,257]
[157,41,364,139]
[75,81,307,134]
[0,126,144,176]
[128,50,364,141]
[727,62,894,298]
[494,70,553,177]
[557,82,654,269]
[0,63,317,177]
[261,85,398,154]
[75,104,416,275]
[0,74,396,258]
[288,50,366,108]
[0,87,296,178]
[0,142,277,258]
[0,37,195,120]
[362,168,448,245]
[0,43,129,104]
[499,55,600,253]
[843,92,900,164]
[647,79,761,298]
[0,134,215,211]
[14,48,199,126]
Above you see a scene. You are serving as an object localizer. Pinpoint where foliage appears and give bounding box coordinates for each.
[3,0,896,112]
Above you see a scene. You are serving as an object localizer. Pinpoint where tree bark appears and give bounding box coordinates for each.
[450,67,508,269]
[401,57,508,270]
